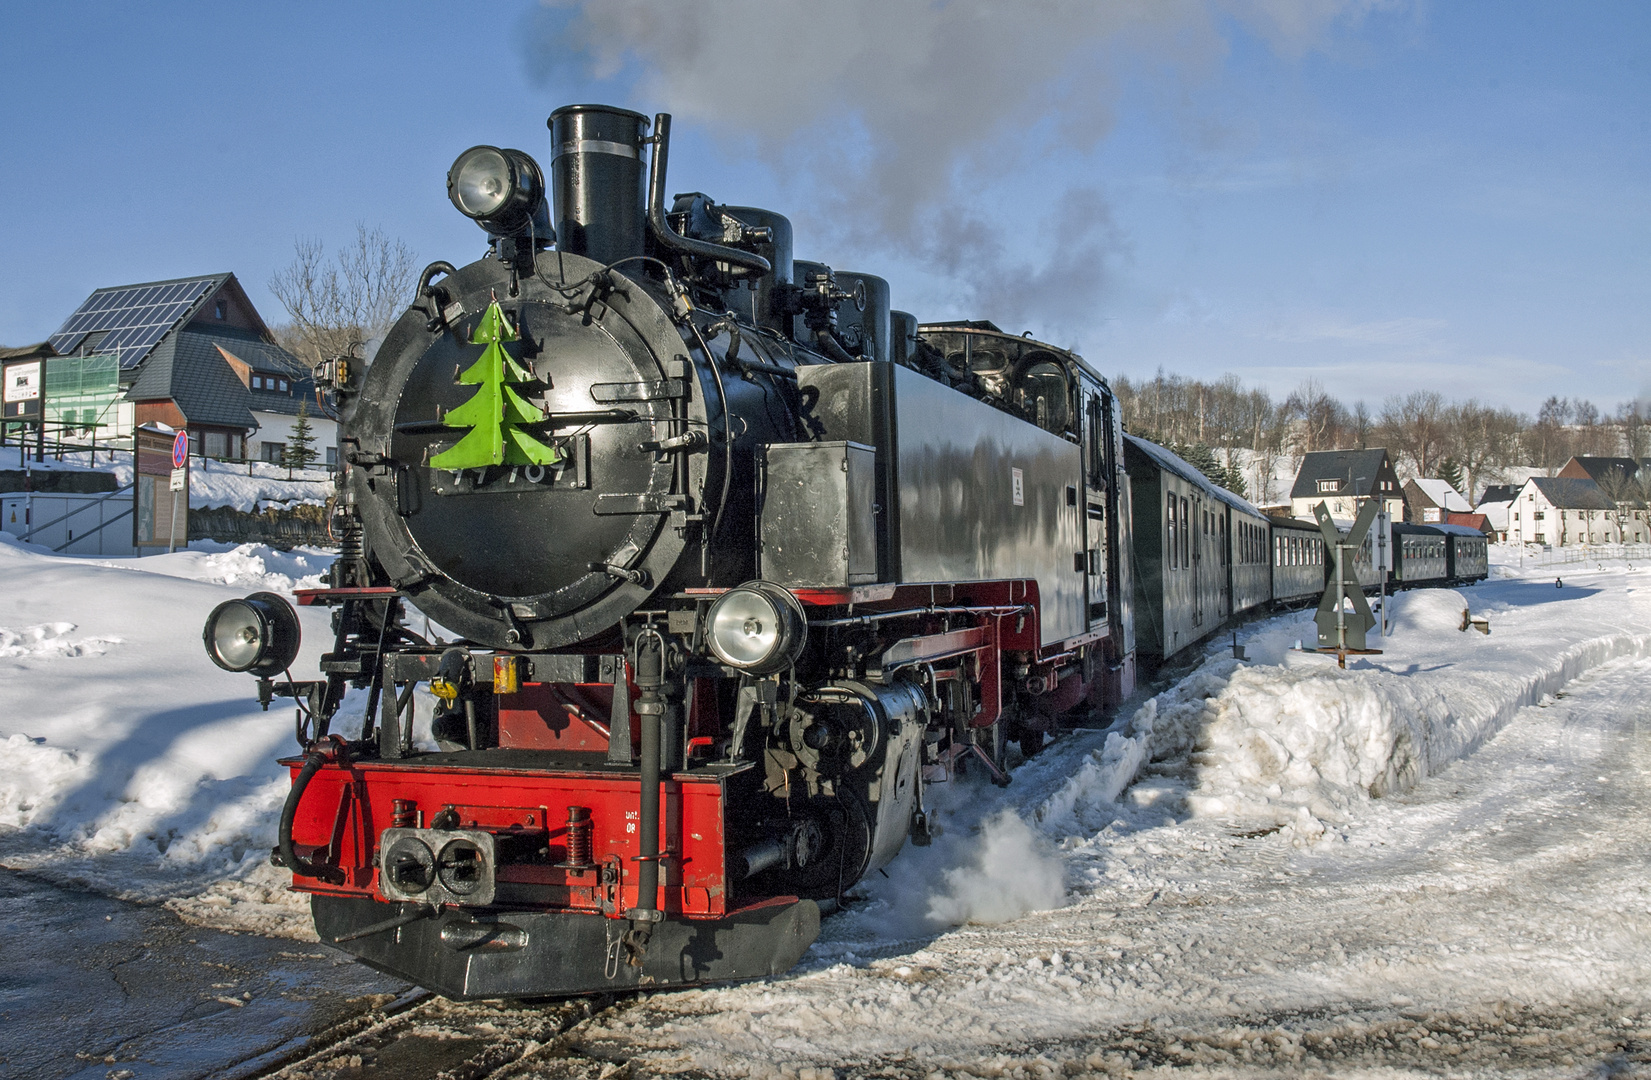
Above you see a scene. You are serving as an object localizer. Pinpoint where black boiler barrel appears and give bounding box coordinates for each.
[548,105,649,267]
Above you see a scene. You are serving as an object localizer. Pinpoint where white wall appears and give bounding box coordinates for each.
[250,409,339,465]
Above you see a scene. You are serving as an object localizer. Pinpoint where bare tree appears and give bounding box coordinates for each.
[1446,399,1523,502]
[1350,401,1372,450]
[270,224,418,369]
[1283,379,1349,455]
[1379,390,1449,479]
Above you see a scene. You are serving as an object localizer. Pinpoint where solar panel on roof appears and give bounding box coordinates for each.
[47,278,218,369]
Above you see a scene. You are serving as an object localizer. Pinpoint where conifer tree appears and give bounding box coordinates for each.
[283,398,318,478]
[431,299,562,471]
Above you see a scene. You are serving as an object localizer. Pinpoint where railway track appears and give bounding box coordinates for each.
[249,990,624,1080]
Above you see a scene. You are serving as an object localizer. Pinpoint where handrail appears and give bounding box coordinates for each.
[21,484,134,540]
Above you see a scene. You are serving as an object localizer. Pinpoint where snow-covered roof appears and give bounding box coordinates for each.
[1409,478,1471,512]
[1123,434,1264,519]
[1478,500,1512,530]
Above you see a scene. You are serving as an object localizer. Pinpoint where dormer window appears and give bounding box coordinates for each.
[1317,479,1340,493]
[250,373,290,393]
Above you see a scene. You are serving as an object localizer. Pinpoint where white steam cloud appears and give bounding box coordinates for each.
[531,0,1405,338]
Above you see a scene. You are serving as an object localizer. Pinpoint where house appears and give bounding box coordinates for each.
[45,274,336,465]
[1507,476,1623,547]
[1288,448,1405,523]
[1557,456,1647,498]
[1445,511,1495,537]
[1403,478,1471,524]
[1477,484,1520,505]
[1475,498,1514,542]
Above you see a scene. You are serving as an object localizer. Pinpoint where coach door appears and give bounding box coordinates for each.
[1190,494,1204,627]
[1084,391,1109,630]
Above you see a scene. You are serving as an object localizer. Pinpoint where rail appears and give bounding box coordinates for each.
[52,506,132,552]
[1512,542,1651,569]
[21,483,134,541]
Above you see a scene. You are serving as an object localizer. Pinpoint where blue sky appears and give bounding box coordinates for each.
[1,1,1645,415]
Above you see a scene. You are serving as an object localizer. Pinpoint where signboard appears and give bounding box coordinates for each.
[2,360,43,420]
[134,426,187,550]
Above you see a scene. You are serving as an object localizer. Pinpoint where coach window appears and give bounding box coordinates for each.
[1167,499,1177,569]
[1087,395,1105,488]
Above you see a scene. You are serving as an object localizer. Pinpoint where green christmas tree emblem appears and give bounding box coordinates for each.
[431,298,563,471]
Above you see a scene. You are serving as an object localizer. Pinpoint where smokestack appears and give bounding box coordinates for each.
[547,104,649,267]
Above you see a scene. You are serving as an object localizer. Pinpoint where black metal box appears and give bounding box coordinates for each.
[759,441,879,587]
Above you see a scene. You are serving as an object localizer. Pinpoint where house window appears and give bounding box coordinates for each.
[326,446,338,467]
[215,299,227,320]
[277,378,290,393]
[203,431,228,459]
[1317,479,1339,493]
[262,441,285,464]
[251,375,263,390]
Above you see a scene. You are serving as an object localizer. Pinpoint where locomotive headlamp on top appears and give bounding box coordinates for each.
[202,591,301,677]
[446,145,549,238]
[704,581,808,675]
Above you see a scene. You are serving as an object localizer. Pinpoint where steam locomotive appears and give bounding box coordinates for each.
[202,104,1486,1000]
[203,104,1136,999]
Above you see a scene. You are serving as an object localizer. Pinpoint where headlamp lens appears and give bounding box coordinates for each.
[705,582,807,674]
[450,147,513,218]
[202,591,301,677]
[211,601,265,669]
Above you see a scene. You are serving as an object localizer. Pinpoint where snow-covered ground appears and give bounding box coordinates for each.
[2,537,1650,1074]
[563,560,1651,1076]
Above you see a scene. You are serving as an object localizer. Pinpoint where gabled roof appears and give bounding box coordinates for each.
[48,274,233,369]
[126,327,266,430]
[1124,433,1263,518]
[1408,478,1471,512]
[1524,476,1616,511]
[1558,456,1643,487]
[0,342,56,362]
[1290,448,1395,500]
[1478,484,1520,505]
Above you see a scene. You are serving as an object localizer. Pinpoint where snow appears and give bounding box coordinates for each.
[1410,477,1471,512]
[0,534,341,939]
[0,445,332,512]
[2,530,1651,1071]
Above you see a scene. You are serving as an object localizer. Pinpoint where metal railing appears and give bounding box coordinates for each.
[1512,542,1651,569]
[21,484,134,543]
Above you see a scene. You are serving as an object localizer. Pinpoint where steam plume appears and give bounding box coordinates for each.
[531,0,1402,339]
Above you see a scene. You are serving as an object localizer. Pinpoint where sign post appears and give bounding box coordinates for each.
[1310,498,1383,668]
[167,431,188,553]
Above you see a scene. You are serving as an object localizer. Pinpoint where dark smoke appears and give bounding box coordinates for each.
[527,0,1403,341]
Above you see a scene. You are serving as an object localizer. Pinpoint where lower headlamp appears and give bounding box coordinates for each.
[704,581,807,675]
[202,591,301,677]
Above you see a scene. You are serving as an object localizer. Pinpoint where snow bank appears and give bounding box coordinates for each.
[0,534,338,938]
[1031,565,1651,846]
